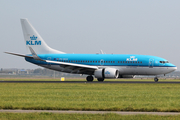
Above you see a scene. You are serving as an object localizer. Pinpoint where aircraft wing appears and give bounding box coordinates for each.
[46,60,98,69]
[28,46,98,74]
[5,47,99,75]
[45,60,98,75]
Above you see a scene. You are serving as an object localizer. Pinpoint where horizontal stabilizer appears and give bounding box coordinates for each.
[4,52,33,58]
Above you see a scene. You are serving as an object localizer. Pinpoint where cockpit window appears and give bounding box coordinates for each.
[160,61,169,64]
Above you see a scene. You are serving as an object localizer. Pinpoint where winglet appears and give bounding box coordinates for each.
[100,50,104,54]
[29,47,45,61]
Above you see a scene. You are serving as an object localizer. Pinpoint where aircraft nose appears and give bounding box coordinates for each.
[168,64,177,72]
[173,67,177,71]
[170,66,177,72]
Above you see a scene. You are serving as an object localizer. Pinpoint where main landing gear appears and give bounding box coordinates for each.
[97,78,104,82]
[86,76,104,82]
[86,76,94,82]
[154,77,159,82]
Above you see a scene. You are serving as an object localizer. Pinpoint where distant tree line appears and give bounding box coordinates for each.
[33,68,63,76]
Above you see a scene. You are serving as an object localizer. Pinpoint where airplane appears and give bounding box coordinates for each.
[5,18,177,82]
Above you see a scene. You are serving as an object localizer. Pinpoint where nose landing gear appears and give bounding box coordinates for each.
[154,77,159,82]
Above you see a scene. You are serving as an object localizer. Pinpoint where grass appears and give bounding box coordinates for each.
[0,82,180,112]
[0,113,180,120]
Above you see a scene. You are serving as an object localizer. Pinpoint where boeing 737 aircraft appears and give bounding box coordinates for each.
[5,19,177,82]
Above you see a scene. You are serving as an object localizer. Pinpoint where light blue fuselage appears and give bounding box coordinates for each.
[25,54,177,76]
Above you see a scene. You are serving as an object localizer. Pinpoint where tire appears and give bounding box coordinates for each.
[154,77,159,82]
[97,78,104,82]
[86,76,94,82]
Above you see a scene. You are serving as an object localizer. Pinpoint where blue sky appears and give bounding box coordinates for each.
[1,0,180,69]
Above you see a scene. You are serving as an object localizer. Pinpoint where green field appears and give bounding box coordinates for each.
[0,81,180,112]
[0,113,180,120]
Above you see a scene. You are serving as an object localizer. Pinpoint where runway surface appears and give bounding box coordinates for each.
[0,81,180,83]
[0,110,180,115]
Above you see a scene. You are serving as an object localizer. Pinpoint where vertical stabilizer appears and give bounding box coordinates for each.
[21,18,65,54]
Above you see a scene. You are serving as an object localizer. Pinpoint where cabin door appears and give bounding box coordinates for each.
[100,59,104,66]
[149,58,154,68]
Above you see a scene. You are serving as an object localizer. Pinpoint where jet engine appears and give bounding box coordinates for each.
[94,68,119,79]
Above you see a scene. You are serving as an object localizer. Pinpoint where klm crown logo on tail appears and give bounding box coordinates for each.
[26,35,41,45]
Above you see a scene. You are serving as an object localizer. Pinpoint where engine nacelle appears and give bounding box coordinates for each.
[119,75,135,78]
[94,68,119,79]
